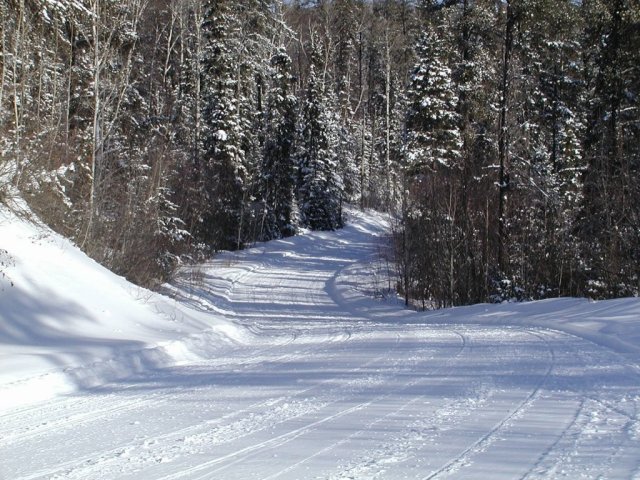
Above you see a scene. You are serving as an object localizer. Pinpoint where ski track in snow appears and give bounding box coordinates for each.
[1,210,640,479]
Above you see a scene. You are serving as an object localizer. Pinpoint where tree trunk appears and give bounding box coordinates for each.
[497,0,515,273]
[384,29,391,205]
[82,0,101,249]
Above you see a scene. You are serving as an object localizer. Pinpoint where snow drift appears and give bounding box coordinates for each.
[0,202,249,412]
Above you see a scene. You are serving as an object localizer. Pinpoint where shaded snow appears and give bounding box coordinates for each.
[0,201,249,412]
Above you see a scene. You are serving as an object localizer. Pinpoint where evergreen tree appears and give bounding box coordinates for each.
[297,62,343,231]
[400,26,463,307]
[578,0,640,297]
[450,0,500,304]
[405,29,462,172]
[199,0,246,250]
[258,47,298,240]
[509,0,585,297]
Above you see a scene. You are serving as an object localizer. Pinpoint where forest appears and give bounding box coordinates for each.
[0,0,638,307]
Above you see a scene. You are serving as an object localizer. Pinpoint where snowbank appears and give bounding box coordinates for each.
[0,203,249,412]
[416,297,640,359]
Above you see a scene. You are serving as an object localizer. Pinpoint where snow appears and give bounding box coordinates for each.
[1,203,639,479]
[0,201,249,412]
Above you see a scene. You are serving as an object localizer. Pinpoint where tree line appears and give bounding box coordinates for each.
[1,1,638,305]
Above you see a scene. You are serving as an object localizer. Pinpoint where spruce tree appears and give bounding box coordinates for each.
[401,26,463,307]
[405,30,462,172]
[579,0,640,297]
[199,0,246,250]
[450,0,500,304]
[511,0,585,297]
[297,62,343,231]
[258,47,298,240]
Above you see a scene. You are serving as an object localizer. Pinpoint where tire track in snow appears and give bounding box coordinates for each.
[257,330,472,480]
[259,395,429,480]
[517,397,588,480]
[152,330,469,480]
[0,327,302,450]
[13,326,404,480]
[419,327,556,480]
[4,321,359,480]
[170,258,263,316]
[519,329,640,479]
[139,330,413,480]
[519,396,634,480]
[319,329,509,480]
[0,395,154,447]
[272,330,476,480]
[545,328,640,479]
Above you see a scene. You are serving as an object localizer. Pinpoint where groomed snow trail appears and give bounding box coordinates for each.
[2,211,639,479]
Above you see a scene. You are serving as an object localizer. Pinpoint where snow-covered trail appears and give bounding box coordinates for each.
[1,212,640,479]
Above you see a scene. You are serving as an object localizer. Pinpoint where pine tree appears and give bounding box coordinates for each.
[578,0,640,297]
[400,25,463,307]
[297,62,343,231]
[405,29,462,172]
[258,47,298,240]
[450,0,500,304]
[199,0,246,250]
[511,0,585,297]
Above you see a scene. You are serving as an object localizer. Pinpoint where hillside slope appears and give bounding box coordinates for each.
[0,203,248,412]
